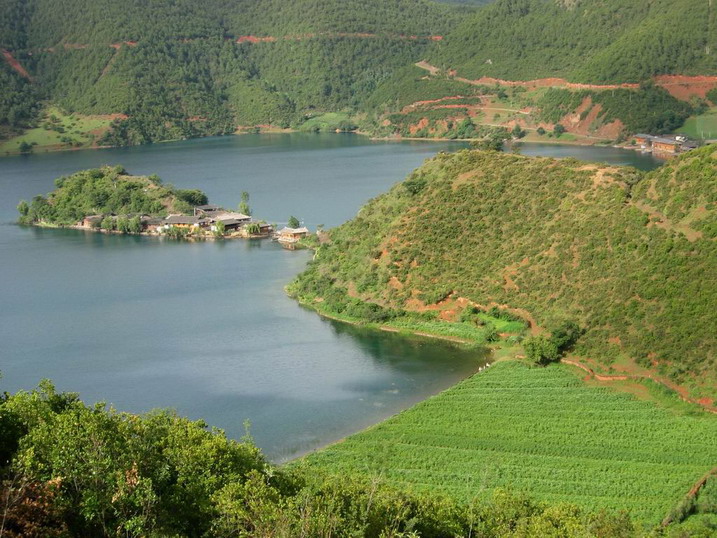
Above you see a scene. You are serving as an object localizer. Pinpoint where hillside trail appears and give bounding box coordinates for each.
[1,49,32,80]
[562,358,717,414]
[415,61,717,100]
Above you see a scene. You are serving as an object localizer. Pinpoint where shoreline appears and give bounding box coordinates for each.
[2,127,647,158]
[26,221,274,241]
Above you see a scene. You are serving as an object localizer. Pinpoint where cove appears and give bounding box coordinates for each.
[0,133,663,461]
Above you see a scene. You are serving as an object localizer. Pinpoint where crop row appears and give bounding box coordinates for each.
[306,361,717,524]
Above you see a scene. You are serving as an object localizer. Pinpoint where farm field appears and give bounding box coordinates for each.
[303,361,717,524]
[0,106,115,155]
[677,107,717,140]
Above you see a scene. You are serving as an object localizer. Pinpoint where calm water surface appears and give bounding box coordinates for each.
[0,134,662,460]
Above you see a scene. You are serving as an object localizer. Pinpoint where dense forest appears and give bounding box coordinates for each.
[430,0,717,83]
[290,145,717,397]
[1,0,716,148]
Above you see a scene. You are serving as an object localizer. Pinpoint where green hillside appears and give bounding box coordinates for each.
[304,361,717,525]
[2,0,716,149]
[290,146,717,397]
[430,0,717,83]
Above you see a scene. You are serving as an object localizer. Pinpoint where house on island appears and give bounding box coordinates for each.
[164,215,206,229]
[651,137,681,154]
[206,211,252,232]
[193,204,223,217]
[82,215,103,228]
[633,134,692,155]
[276,226,310,244]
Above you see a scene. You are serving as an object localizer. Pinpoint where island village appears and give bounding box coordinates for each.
[80,203,310,247]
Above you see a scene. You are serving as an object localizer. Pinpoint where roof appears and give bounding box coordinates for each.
[217,218,244,226]
[195,204,223,211]
[213,211,251,221]
[651,137,680,145]
[165,215,202,224]
[278,226,309,234]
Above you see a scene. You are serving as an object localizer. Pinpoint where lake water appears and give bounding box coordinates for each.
[0,133,662,460]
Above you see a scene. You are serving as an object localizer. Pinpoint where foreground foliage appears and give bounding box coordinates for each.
[1,378,646,537]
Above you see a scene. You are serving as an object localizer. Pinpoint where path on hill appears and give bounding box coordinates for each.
[1,49,32,80]
[562,358,717,414]
[415,61,717,101]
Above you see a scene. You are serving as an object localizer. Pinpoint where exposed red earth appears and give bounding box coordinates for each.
[1,49,32,80]
[416,62,717,102]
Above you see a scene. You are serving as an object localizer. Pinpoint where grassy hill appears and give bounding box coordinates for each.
[289,146,717,398]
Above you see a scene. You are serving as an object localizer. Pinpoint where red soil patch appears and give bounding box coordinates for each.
[237,35,277,43]
[408,117,430,135]
[1,49,32,80]
[654,75,717,101]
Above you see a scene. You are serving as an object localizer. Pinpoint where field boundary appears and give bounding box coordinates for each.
[562,358,717,414]
[661,467,717,526]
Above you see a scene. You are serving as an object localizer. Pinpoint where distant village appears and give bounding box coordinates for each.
[632,133,699,155]
[81,204,310,247]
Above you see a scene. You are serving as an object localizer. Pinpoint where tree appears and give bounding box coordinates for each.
[116,216,130,234]
[537,127,546,136]
[524,335,559,366]
[551,321,583,353]
[128,216,142,234]
[553,124,566,136]
[17,200,29,217]
[288,216,301,228]
[511,124,526,139]
[214,220,226,237]
[238,191,251,216]
[472,136,504,152]
[18,141,33,154]
[100,216,115,231]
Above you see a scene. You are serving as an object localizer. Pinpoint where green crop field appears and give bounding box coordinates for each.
[677,108,717,140]
[0,107,113,154]
[304,361,717,524]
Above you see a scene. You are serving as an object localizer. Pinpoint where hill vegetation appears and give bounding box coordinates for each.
[430,0,717,83]
[16,165,204,226]
[290,146,717,397]
[2,0,716,149]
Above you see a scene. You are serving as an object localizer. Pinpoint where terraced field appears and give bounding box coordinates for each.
[305,361,717,524]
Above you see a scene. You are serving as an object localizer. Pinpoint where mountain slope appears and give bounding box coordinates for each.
[291,146,717,397]
[430,0,717,83]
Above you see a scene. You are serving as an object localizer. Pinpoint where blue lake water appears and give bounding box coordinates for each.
[0,133,662,460]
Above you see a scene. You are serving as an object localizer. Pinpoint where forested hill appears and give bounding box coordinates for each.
[290,146,717,398]
[430,0,717,83]
[2,0,717,149]
[0,0,460,145]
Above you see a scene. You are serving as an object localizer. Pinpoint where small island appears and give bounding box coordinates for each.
[17,165,281,239]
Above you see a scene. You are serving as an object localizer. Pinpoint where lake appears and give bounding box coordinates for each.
[0,133,662,460]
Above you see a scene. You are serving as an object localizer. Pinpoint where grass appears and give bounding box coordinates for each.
[676,107,717,140]
[0,106,114,155]
[298,112,354,132]
[303,361,717,525]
